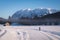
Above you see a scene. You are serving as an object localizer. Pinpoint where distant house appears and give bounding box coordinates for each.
[4,21,11,26]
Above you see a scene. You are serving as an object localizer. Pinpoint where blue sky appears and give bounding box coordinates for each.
[0,0,60,19]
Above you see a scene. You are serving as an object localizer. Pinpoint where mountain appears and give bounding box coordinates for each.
[11,11,60,25]
[0,17,7,24]
[12,8,58,19]
[41,12,60,19]
[10,8,60,25]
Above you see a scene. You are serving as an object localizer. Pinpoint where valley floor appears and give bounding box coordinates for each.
[0,25,60,40]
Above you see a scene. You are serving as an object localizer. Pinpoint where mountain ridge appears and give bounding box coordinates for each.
[12,8,59,19]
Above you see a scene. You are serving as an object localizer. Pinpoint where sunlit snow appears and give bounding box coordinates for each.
[0,25,60,40]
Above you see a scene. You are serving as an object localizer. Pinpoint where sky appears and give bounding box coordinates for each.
[0,0,60,19]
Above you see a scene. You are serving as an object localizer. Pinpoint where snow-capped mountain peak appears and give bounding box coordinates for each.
[47,8,51,10]
[22,8,31,11]
[12,8,58,19]
[27,8,31,10]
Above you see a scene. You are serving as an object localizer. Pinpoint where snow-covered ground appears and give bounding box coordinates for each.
[0,25,60,40]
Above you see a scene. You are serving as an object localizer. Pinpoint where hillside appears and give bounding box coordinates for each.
[41,12,60,19]
[0,17,7,24]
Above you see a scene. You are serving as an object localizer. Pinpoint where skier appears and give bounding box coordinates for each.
[39,27,41,31]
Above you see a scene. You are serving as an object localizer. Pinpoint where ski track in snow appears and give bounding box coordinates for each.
[17,31,30,40]
[28,30,60,40]
[40,31,60,40]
